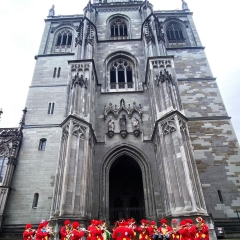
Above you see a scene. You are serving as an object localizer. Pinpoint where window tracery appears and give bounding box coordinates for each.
[55,29,73,53]
[109,59,133,91]
[165,22,188,47]
[110,18,128,40]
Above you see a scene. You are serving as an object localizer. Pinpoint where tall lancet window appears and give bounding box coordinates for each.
[166,23,188,46]
[109,58,133,91]
[55,29,73,53]
[110,18,128,40]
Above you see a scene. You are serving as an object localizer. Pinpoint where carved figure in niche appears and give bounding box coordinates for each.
[108,116,115,131]
[108,116,115,138]
[120,114,128,138]
[48,5,55,16]
[132,117,140,137]
[132,117,139,131]
[71,73,87,89]
[120,114,127,131]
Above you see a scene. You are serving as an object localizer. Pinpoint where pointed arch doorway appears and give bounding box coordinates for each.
[101,144,156,223]
[109,156,145,223]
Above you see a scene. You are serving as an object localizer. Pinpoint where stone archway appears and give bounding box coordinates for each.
[100,143,156,221]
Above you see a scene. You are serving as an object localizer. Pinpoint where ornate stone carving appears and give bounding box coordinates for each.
[154,18,165,43]
[98,8,139,13]
[120,114,127,138]
[72,123,85,139]
[156,69,173,86]
[71,73,88,89]
[162,120,176,136]
[76,22,84,46]
[0,145,9,158]
[104,99,142,120]
[85,22,95,46]
[108,116,115,138]
[132,117,140,137]
[144,19,155,44]
[7,157,17,166]
[1,189,7,194]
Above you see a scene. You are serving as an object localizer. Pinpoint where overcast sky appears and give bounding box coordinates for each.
[0,0,239,142]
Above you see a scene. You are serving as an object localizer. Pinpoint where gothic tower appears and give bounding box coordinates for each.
[0,0,239,239]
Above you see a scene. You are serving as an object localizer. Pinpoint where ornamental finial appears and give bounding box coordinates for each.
[182,0,189,10]
[19,107,27,127]
[48,5,55,17]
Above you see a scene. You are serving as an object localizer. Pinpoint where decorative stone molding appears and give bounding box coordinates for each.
[72,123,86,139]
[154,18,165,43]
[144,19,155,44]
[51,22,78,33]
[162,120,176,135]
[104,99,142,120]
[98,8,139,13]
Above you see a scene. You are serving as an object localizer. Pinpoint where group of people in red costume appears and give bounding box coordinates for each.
[23,216,210,240]
[112,217,209,240]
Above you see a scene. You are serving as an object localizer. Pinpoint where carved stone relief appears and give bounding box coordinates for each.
[119,114,127,138]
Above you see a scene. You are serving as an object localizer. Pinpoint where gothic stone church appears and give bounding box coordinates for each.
[0,0,239,239]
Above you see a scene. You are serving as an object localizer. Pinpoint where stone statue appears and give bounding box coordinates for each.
[120,114,127,131]
[108,116,115,132]
[132,117,139,130]
[182,0,189,10]
[48,5,55,17]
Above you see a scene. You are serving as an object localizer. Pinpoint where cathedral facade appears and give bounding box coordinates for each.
[0,0,239,239]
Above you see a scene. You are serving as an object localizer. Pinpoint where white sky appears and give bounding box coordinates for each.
[0,0,239,142]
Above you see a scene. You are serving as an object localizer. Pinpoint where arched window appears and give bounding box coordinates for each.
[55,29,73,53]
[39,138,47,151]
[109,58,133,90]
[110,18,128,40]
[166,23,188,46]
[32,193,39,208]
[0,157,7,183]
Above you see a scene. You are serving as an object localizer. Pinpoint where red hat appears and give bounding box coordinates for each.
[172,219,177,224]
[64,220,71,226]
[97,220,103,226]
[180,220,187,226]
[140,219,146,225]
[38,223,45,229]
[72,222,80,229]
[91,219,95,225]
[160,219,167,224]
[186,218,193,224]
[150,221,156,225]
[196,217,203,223]
[26,224,32,229]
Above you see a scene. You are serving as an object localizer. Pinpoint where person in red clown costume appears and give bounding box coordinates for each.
[70,221,86,240]
[170,220,180,240]
[91,220,104,240]
[35,222,50,240]
[137,219,150,240]
[23,223,36,240]
[60,220,71,240]
[185,219,196,240]
[195,217,209,240]
[87,219,96,240]
[149,221,158,240]
[157,219,172,240]
[112,219,134,240]
[127,218,137,240]
[178,220,190,240]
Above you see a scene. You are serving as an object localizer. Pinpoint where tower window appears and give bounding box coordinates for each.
[166,23,187,46]
[218,190,223,203]
[32,193,39,208]
[110,18,128,39]
[53,67,57,78]
[109,58,134,90]
[54,29,73,53]
[57,67,61,78]
[0,157,7,183]
[39,139,47,151]
[48,102,55,114]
